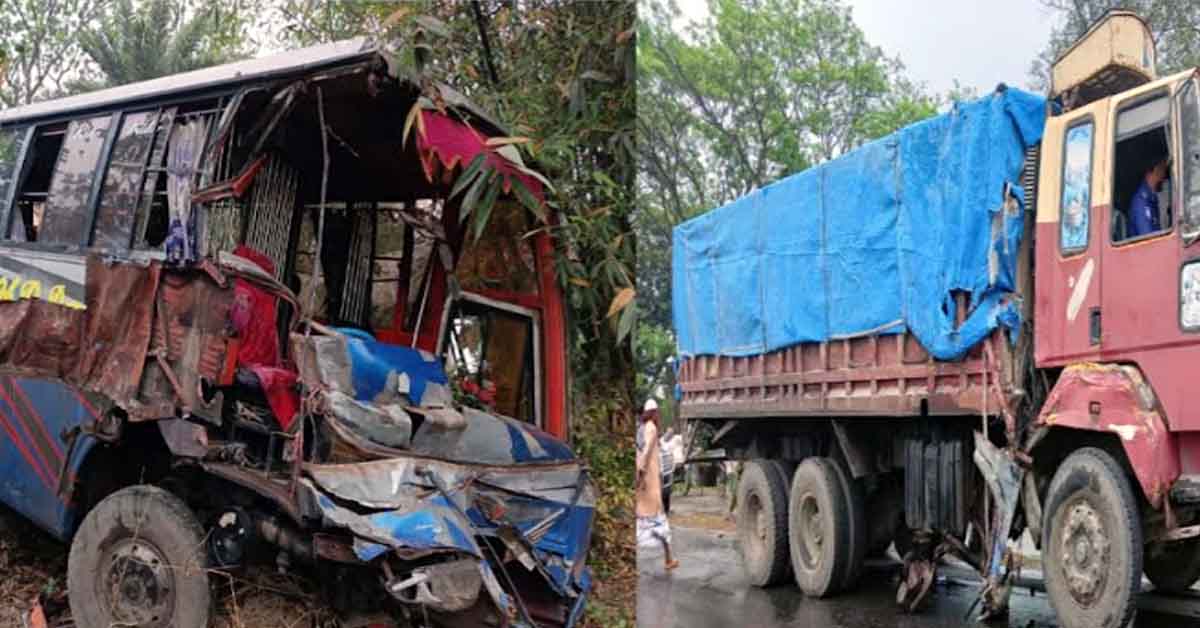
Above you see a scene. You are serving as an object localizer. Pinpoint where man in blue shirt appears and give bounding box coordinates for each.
[1128,158,1170,237]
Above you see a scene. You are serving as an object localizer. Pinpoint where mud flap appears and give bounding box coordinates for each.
[971,431,1025,620]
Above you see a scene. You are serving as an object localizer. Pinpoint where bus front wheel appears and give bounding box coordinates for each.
[68,485,211,628]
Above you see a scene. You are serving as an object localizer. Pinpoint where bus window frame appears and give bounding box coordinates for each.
[436,290,543,428]
[0,126,35,245]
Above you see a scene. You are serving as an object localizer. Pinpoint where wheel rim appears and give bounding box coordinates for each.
[100,537,175,627]
[1058,497,1111,607]
[795,492,823,571]
[743,491,766,566]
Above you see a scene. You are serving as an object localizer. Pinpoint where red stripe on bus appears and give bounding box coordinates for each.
[0,406,53,489]
[11,380,65,460]
[0,382,57,486]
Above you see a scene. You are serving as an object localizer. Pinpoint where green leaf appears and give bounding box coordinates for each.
[473,175,502,241]
[495,143,526,168]
[616,298,636,343]
[512,178,546,222]
[414,15,450,38]
[449,154,487,200]
[459,168,488,224]
[402,101,422,148]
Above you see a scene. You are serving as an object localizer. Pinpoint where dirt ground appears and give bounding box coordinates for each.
[0,503,345,628]
[0,502,630,628]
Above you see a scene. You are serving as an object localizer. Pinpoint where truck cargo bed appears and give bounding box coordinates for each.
[678,328,1020,420]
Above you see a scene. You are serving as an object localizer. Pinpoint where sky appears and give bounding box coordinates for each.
[673,0,1060,96]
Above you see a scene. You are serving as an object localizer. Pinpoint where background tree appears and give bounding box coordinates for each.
[1029,1,1200,91]
[72,0,252,91]
[635,0,939,407]
[0,0,105,107]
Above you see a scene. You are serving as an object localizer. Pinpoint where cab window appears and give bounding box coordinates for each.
[1112,94,1172,243]
[1060,119,1093,253]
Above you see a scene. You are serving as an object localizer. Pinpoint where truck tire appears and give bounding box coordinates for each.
[765,460,795,580]
[68,485,211,628]
[1042,448,1142,628]
[789,457,851,597]
[1145,537,1200,592]
[736,460,791,586]
[829,458,866,591]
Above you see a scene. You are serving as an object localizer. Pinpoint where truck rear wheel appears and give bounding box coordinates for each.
[789,457,850,597]
[1042,448,1142,628]
[1145,537,1200,592]
[736,460,791,586]
[68,485,211,628]
[829,459,866,591]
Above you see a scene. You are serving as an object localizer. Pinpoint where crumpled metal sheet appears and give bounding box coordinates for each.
[0,256,159,405]
[300,477,478,560]
[326,391,412,449]
[0,255,274,422]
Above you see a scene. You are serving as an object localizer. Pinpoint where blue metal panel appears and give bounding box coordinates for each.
[0,376,99,540]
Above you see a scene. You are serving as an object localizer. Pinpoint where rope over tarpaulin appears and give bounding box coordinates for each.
[672,87,1047,360]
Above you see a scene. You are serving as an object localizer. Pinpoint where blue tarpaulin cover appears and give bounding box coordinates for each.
[672,88,1047,360]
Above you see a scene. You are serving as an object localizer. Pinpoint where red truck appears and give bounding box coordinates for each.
[672,10,1200,628]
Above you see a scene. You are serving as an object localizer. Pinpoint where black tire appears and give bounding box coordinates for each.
[68,485,211,628]
[1145,537,1200,592]
[1042,448,1142,628]
[789,458,851,597]
[736,460,791,587]
[829,458,866,591]
[764,460,795,580]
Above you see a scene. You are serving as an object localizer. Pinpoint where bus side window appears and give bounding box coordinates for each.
[0,128,28,230]
[40,115,114,247]
[92,111,158,251]
[8,124,67,243]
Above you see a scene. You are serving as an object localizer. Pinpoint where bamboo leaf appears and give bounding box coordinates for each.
[449,154,487,199]
[414,15,450,38]
[459,170,488,224]
[381,7,411,29]
[473,174,502,240]
[512,178,546,222]
[606,286,635,319]
[402,102,421,147]
[495,143,526,168]
[485,136,532,147]
[569,277,591,287]
[616,297,636,343]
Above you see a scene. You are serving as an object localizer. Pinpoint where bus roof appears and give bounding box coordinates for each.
[0,38,378,126]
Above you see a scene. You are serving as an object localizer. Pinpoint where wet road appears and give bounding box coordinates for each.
[638,496,1200,628]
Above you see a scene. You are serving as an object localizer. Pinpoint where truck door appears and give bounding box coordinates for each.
[1100,88,1177,358]
[1096,80,1200,431]
[1035,106,1105,365]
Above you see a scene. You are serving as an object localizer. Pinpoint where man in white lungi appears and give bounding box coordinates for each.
[636,399,679,570]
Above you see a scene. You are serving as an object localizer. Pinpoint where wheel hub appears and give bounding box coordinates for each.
[797,493,823,570]
[1059,500,1109,604]
[103,538,174,626]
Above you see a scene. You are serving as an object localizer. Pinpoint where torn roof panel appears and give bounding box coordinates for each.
[0,39,376,126]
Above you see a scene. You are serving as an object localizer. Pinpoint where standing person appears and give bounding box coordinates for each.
[637,399,679,570]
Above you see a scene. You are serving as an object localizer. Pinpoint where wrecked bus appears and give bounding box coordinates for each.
[672,10,1200,628]
[0,38,592,628]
